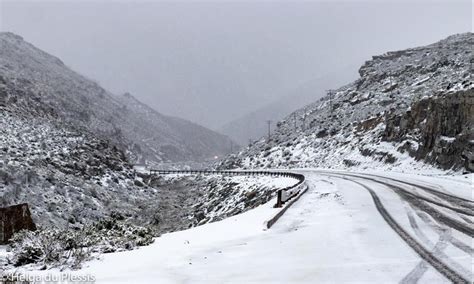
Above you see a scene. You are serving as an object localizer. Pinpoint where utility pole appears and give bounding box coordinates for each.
[329,90,333,115]
[327,90,334,116]
[293,113,297,130]
[302,113,306,131]
[266,120,272,142]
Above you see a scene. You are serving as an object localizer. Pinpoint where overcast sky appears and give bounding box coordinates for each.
[0,0,471,129]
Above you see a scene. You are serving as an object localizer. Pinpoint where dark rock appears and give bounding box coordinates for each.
[316,129,328,138]
[383,89,473,171]
[0,203,37,244]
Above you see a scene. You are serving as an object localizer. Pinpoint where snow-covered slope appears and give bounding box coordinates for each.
[115,93,232,164]
[220,33,473,172]
[0,32,231,163]
[143,173,298,233]
[0,103,160,228]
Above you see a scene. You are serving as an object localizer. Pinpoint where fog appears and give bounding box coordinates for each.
[0,0,471,129]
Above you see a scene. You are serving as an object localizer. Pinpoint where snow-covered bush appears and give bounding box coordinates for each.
[7,219,154,270]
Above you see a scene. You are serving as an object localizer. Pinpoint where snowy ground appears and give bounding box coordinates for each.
[0,246,7,259]
[8,170,473,283]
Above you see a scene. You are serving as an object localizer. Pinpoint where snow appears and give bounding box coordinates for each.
[11,170,472,283]
[411,76,431,86]
[373,171,473,201]
[439,136,456,143]
[0,246,7,257]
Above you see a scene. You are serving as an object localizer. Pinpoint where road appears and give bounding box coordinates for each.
[308,170,472,283]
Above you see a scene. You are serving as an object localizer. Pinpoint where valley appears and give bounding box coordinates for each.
[0,10,472,283]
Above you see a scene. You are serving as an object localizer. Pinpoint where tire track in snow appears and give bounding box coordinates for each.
[401,205,471,283]
[414,210,474,256]
[373,175,473,204]
[320,173,469,284]
[400,205,438,284]
[333,173,474,236]
[459,216,473,225]
[361,174,474,213]
[400,193,474,237]
[316,172,473,218]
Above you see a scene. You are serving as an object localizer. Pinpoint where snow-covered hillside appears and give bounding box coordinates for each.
[0,32,231,163]
[219,33,473,173]
[116,93,233,165]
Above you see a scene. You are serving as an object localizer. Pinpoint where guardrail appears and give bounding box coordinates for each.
[147,169,307,227]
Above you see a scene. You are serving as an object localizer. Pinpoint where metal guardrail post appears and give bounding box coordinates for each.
[275,190,283,208]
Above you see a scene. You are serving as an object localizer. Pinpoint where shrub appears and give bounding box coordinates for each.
[7,218,154,270]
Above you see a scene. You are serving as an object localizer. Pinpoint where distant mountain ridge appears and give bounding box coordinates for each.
[0,32,231,164]
[219,33,473,172]
[115,92,232,164]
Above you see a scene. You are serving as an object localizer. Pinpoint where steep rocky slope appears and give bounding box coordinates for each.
[0,81,156,227]
[219,33,473,172]
[0,32,230,163]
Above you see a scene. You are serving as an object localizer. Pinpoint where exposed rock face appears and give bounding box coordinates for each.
[0,203,36,244]
[384,89,474,171]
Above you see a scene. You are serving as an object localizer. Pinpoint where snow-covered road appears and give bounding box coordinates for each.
[16,170,473,283]
[309,170,473,283]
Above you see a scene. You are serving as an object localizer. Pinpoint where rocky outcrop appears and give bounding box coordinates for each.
[0,203,36,244]
[384,89,474,171]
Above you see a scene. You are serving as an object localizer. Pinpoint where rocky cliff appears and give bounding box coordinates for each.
[384,89,473,171]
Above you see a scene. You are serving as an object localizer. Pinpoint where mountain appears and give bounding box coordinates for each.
[219,33,473,172]
[219,67,357,146]
[0,31,234,229]
[114,92,233,164]
[0,32,231,164]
